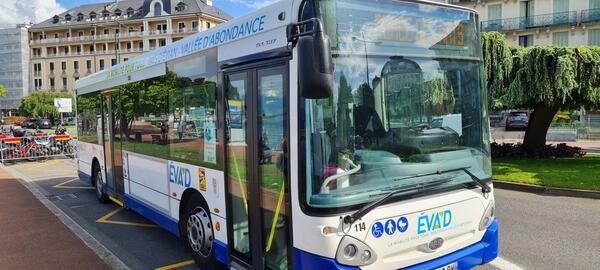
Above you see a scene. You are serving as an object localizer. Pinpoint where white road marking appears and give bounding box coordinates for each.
[490,257,527,270]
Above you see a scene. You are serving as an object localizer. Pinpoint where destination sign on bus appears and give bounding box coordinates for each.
[107,14,268,80]
[372,14,466,48]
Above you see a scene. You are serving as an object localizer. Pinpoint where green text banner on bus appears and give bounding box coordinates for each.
[75,1,291,93]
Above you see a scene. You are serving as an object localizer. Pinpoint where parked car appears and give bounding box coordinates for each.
[22,119,37,129]
[505,111,529,131]
[64,117,76,126]
[36,118,52,129]
[489,111,508,127]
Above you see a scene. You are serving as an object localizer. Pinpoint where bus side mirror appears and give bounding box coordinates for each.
[289,19,334,99]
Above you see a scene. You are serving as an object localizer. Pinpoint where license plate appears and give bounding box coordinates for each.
[435,262,458,270]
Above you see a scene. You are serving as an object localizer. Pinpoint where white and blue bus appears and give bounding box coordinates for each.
[75,0,498,269]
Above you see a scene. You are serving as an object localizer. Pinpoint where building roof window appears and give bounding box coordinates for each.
[52,15,60,24]
[102,10,110,19]
[89,12,97,20]
[154,2,162,16]
[176,2,186,12]
[77,13,84,21]
[127,7,135,16]
[64,14,72,22]
[115,9,122,16]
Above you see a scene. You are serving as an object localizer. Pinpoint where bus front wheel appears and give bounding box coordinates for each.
[93,163,108,203]
[182,195,217,268]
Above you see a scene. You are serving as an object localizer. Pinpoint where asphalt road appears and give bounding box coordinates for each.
[4,159,600,270]
[491,189,600,270]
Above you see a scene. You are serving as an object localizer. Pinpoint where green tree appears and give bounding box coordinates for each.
[337,73,354,149]
[117,71,178,138]
[482,32,600,152]
[0,84,6,97]
[20,91,74,118]
[422,74,455,117]
[481,32,516,109]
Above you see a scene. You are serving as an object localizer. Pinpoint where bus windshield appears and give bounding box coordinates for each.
[303,0,491,210]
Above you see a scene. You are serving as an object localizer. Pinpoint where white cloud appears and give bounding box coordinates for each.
[225,0,280,10]
[0,0,65,26]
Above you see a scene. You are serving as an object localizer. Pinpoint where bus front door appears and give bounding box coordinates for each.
[102,93,125,198]
[225,63,290,270]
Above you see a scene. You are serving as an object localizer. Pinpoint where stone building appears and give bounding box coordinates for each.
[451,0,600,47]
[29,0,231,92]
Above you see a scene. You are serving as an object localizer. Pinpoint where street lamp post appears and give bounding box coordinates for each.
[114,19,122,64]
[92,23,97,73]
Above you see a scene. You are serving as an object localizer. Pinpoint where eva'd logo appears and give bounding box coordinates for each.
[417,210,452,235]
[169,163,192,188]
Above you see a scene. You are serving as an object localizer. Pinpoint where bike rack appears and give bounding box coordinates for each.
[0,134,77,163]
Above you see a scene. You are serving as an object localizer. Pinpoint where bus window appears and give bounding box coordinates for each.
[122,77,169,159]
[77,92,102,145]
[167,51,219,168]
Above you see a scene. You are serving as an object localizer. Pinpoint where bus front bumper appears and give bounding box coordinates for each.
[293,218,499,270]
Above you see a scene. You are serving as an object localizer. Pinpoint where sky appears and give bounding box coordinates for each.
[0,0,277,27]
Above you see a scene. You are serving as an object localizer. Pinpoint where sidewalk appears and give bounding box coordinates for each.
[0,166,108,270]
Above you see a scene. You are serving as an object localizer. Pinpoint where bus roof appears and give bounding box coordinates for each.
[75,0,293,94]
[75,0,478,94]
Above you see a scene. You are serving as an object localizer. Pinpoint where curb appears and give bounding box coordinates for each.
[493,180,600,200]
[1,164,130,270]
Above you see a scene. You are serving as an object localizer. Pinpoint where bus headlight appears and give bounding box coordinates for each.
[479,200,495,231]
[335,236,377,266]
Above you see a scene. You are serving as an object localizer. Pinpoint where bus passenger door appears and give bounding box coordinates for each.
[225,63,290,270]
[102,93,125,197]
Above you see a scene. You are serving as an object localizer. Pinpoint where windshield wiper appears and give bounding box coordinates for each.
[459,167,492,194]
[342,167,490,225]
[343,173,452,224]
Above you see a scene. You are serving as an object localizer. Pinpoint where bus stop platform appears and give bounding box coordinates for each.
[0,166,108,270]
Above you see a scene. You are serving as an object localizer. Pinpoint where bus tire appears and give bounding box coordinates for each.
[92,162,109,203]
[182,194,217,268]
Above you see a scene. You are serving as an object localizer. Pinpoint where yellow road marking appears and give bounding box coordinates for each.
[96,208,160,228]
[154,260,195,270]
[109,196,124,207]
[52,178,94,189]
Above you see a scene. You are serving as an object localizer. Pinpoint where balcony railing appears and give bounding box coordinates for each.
[33,49,144,59]
[482,11,577,32]
[30,30,180,45]
[123,48,143,53]
[581,9,600,24]
[175,27,197,34]
[449,0,479,3]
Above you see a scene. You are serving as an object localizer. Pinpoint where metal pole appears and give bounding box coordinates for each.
[92,24,97,73]
[114,20,121,64]
[362,31,369,88]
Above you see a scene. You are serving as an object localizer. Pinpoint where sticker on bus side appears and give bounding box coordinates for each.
[167,161,226,218]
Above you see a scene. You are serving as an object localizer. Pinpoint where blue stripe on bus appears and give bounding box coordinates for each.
[124,195,180,237]
[293,249,358,270]
[214,239,229,265]
[124,195,230,265]
[78,170,92,184]
[402,218,499,270]
[293,218,499,270]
